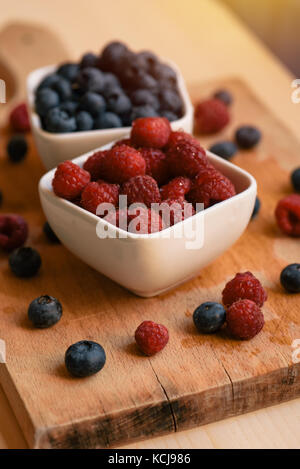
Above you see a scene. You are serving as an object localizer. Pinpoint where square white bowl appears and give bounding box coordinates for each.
[27,60,194,170]
[39,144,257,297]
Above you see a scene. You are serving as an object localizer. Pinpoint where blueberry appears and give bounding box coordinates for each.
[43,222,60,243]
[77,67,105,93]
[36,73,60,92]
[59,100,79,115]
[280,264,300,293]
[130,105,158,121]
[106,90,131,115]
[131,89,159,110]
[291,168,300,192]
[160,110,178,122]
[51,76,72,100]
[251,197,261,219]
[153,63,177,86]
[65,340,106,377]
[100,41,129,73]
[94,112,122,129]
[209,141,238,160]
[103,72,120,90]
[213,89,233,106]
[44,108,76,133]
[57,62,79,82]
[7,135,28,163]
[134,72,157,90]
[235,126,261,149]
[80,91,106,116]
[193,302,226,334]
[9,246,42,278]
[28,295,62,328]
[79,52,98,69]
[76,111,94,131]
[136,51,158,72]
[159,88,183,114]
[35,88,60,117]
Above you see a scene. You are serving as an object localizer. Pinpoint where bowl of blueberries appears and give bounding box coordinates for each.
[27,41,193,170]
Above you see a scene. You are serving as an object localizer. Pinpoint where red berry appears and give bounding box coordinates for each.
[222,271,267,307]
[135,320,169,355]
[160,176,192,200]
[275,194,300,237]
[226,299,264,340]
[9,103,30,132]
[195,98,230,134]
[102,145,146,184]
[80,181,119,215]
[52,161,90,200]
[166,139,209,178]
[140,147,169,185]
[104,207,163,234]
[159,198,195,226]
[0,214,28,252]
[131,117,171,148]
[83,150,108,180]
[112,138,133,148]
[166,130,201,149]
[121,175,161,208]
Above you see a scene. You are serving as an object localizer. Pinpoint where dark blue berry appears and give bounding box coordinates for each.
[57,63,79,82]
[131,105,158,121]
[100,41,129,73]
[136,51,158,72]
[153,63,177,86]
[193,302,226,334]
[135,72,157,90]
[35,88,60,117]
[131,89,159,110]
[76,111,93,131]
[160,110,178,122]
[9,247,42,278]
[79,52,98,69]
[51,76,72,100]
[280,264,300,293]
[59,100,79,115]
[80,91,106,116]
[235,126,261,149]
[159,88,183,114]
[106,90,131,114]
[103,72,120,90]
[213,89,233,106]
[291,168,300,192]
[77,67,105,93]
[43,222,60,243]
[251,197,261,219]
[65,340,106,377]
[7,135,28,163]
[209,141,238,160]
[44,108,76,133]
[36,73,60,92]
[94,112,122,129]
[28,295,62,328]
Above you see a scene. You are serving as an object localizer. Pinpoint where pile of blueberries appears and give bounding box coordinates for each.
[35,41,184,133]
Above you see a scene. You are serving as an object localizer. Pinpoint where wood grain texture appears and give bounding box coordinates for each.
[0,78,300,448]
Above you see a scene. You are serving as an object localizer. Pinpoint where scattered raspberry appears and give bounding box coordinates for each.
[160,177,192,200]
[9,103,30,132]
[166,139,209,177]
[102,145,146,183]
[131,117,171,148]
[80,181,119,214]
[112,138,133,148]
[121,175,161,208]
[187,166,236,208]
[0,214,28,252]
[159,199,195,226]
[275,194,300,237]
[226,299,264,340]
[165,130,201,150]
[104,207,163,234]
[222,271,267,308]
[83,150,109,180]
[140,148,169,185]
[194,98,230,134]
[52,161,90,200]
[135,320,169,355]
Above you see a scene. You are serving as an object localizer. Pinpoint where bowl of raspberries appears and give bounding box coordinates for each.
[27,41,193,170]
[39,117,256,297]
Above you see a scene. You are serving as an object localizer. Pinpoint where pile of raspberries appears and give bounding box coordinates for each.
[52,117,236,233]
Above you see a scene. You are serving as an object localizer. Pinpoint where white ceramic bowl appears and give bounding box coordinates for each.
[27,60,194,170]
[39,145,257,298]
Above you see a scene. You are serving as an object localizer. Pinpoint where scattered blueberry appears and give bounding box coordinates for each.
[43,221,60,243]
[193,302,226,334]
[65,340,106,377]
[251,197,261,219]
[76,111,94,131]
[94,112,122,129]
[77,67,105,93]
[235,126,261,149]
[28,295,62,328]
[57,63,79,82]
[291,168,300,192]
[9,246,42,278]
[44,108,76,133]
[130,105,158,121]
[131,89,159,110]
[280,264,300,293]
[209,141,237,160]
[7,135,28,163]
[213,89,233,106]
[80,91,106,116]
[35,88,60,117]
[79,52,98,69]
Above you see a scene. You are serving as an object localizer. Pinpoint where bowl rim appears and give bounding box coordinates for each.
[39,142,257,241]
[27,58,193,141]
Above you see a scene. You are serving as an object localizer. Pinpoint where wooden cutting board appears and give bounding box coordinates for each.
[0,25,300,450]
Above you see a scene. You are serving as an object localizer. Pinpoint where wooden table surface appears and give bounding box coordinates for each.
[0,0,299,449]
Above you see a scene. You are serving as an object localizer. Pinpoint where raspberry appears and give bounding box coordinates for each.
[52,161,90,200]
[135,320,169,355]
[187,166,236,208]
[166,140,209,178]
[160,177,192,200]
[275,194,300,237]
[0,214,28,252]
[9,103,30,132]
[83,150,108,180]
[222,271,267,307]
[140,148,169,185]
[159,199,195,226]
[131,117,171,148]
[80,181,119,214]
[104,207,163,234]
[112,138,133,148]
[102,145,146,183]
[226,299,265,340]
[195,98,230,134]
[121,175,161,207]
[165,130,200,150]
